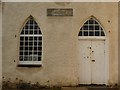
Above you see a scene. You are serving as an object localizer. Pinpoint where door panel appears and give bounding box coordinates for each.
[79,40,91,84]
[79,39,105,84]
[91,40,105,84]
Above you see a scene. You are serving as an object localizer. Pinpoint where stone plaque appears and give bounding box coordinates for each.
[47,8,73,16]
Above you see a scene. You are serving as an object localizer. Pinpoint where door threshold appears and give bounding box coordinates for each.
[78,84,106,87]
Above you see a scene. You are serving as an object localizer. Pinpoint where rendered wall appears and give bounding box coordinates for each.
[118,1,120,87]
[2,2,118,87]
[0,1,2,89]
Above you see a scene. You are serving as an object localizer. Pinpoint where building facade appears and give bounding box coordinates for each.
[0,1,2,89]
[2,2,118,87]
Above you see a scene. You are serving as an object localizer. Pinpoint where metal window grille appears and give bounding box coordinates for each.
[19,17,42,63]
[78,18,105,36]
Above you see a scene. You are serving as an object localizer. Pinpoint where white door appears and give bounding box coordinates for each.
[79,39,105,84]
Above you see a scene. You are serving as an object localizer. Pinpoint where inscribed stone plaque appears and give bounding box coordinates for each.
[47,8,73,16]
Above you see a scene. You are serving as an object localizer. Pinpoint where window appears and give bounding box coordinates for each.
[78,17,105,37]
[19,16,42,65]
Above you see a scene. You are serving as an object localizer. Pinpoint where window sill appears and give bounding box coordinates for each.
[18,61,42,67]
[78,36,105,40]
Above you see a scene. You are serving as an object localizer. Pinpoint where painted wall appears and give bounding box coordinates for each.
[0,1,2,89]
[118,1,120,87]
[2,2,118,87]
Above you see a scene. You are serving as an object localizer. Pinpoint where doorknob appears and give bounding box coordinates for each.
[92,60,95,62]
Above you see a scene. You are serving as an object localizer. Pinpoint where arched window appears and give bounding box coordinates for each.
[78,17,105,38]
[19,16,42,65]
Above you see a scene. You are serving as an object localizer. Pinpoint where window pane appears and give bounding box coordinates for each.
[35,26,38,29]
[34,37,37,40]
[95,21,98,24]
[20,47,23,50]
[38,52,42,55]
[95,31,100,36]
[34,47,37,50]
[20,52,23,55]
[101,27,103,30]
[34,42,37,45]
[38,47,42,50]
[25,30,28,34]
[25,25,28,29]
[78,31,82,36]
[24,56,28,61]
[34,30,37,34]
[95,26,99,30]
[89,20,94,24]
[29,37,33,41]
[34,52,37,54]
[101,31,105,36]
[29,56,32,61]
[21,30,24,34]
[29,42,33,45]
[38,57,41,61]
[20,42,24,46]
[80,27,82,30]
[24,52,28,55]
[89,31,94,36]
[20,37,24,40]
[25,42,28,45]
[20,56,23,61]
[84,21,88,24]
[89,26,94,30]
[29,47,33,50]
[39,30,42,34]
[83,26,88,30]
[25,37,28,40]
[30,30,33,34]
[38,42,42,45]
[33,55,38,61]
[30,20,33,24]
[25,47,28,50]
[39,37,42,40]
[29,52,32,55]
[83,32,88,36]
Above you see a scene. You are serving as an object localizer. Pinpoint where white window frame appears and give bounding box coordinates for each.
[78,36,105,40]
[19,17,42,66]
[78,17,106,38]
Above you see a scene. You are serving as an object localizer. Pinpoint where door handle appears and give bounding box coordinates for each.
[92,60,95,62]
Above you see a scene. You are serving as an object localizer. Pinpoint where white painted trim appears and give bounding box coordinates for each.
[78,36,108,85]
[78,36,105,40]
[104,35,109,85]
[20,35,42,37]
[1,0,118,3]
[19,61,42,65]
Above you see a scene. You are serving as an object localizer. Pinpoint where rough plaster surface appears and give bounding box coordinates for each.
[0,2,2,90]
[2,2,118,87]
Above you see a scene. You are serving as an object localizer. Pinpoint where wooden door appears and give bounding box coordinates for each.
[79,39,105,84]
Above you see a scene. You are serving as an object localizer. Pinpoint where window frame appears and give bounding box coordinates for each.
[19,16,42,66]
[78,17,106,39]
